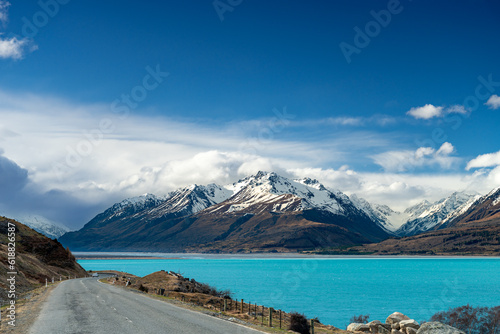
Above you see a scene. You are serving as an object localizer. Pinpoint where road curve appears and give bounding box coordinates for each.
[29,277,265,334]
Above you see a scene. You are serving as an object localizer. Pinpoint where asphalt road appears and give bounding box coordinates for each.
[29,277,265,334]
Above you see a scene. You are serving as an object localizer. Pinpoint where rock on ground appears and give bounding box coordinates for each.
[386,312,411,325]
[347,323,371,331]
[416,322,465,334]
[378,324,391,334]
[400,319,420,330]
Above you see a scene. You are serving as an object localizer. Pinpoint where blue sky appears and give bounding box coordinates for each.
[1,0,499,228]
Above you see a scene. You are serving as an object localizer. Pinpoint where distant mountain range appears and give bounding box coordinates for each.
[335,187,500,255]
[395,191,481,236]
[58,171,500,254]
[59,172,390,252]
[9,214,70,239]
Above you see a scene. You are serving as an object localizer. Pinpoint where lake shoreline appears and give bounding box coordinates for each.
[77,256,500,327]
[74,251,500,260]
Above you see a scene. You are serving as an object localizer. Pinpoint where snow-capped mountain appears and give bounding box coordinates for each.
[438,194,482,227]
[439,186,500,229]
[209,171,353,215]
[12,214,70,239]
[59,171,390,252]
[396,191,479,236]
[99,193,168,222]
[144,184,233,219]
[349,194,403,233]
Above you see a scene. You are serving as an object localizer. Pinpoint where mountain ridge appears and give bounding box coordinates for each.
[58,172,499,254]
[318,188,500,255]
[396,191,480,236]
[59,171,390,252]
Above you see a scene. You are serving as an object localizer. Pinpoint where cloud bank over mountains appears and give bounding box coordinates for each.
[1,90,499,229]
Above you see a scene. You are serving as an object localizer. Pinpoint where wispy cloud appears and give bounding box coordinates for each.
[0,1,10,26]
[445,104,468,114]
[485,94,500,110]
[1,90,499,227]
[406,104,468,120]
[466,150,500,170]
[0,36,32,59]
[0,2,37,60]
[297,114,398,127]
[371,142,459,172]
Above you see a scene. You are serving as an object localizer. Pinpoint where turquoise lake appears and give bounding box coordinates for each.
[78,255,500,328]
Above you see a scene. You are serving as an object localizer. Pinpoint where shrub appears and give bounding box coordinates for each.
[217,289,233,299]
[430,304,500,334]
[289,312,310,334]
[350,314,370,324]
[138,284,149,293]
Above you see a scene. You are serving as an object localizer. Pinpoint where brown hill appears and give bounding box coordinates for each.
[0,217,88,301]
[314,188,500,256]
[317,218,499,256]
[60,172,390,253]
[60,208,387,253]
[439,187,500,229]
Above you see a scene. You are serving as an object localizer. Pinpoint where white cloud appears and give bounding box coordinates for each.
[407,104,444,119]
[0,2,37,60]
[287,166,362,191]
[0,36,31,59]
[466,150,500,170]
[485,94,500,109]
[326,117,364,126]
[436,141,454,156]
[299,115,397,127]
[287,168,483,212]
[1,90,499,228]
[0,1,10,26]
[406,104,469,120]
[445,105,467,114]
[371,142,458,172]
[0,90,327,197]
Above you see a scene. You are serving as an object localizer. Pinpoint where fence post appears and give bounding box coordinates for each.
[240,299,243,313]
[261,306,264,325]
[224,298,227,312]
[310,319,315,334]
[269,308,273,327]
[279,310,282,329]
[45,278,47,287]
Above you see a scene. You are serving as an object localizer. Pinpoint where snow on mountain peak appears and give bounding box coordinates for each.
[349,194,401,232]
[484,186,500,207]
[210,171,349,215]
[117,193,165,208]
[397,191,479,236]
[12,214,70,239]
[164,184,232,215]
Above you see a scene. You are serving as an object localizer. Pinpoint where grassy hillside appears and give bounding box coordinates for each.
[0,217,88,301]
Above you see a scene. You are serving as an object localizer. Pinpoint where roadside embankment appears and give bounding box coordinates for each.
[99,270,347,333]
